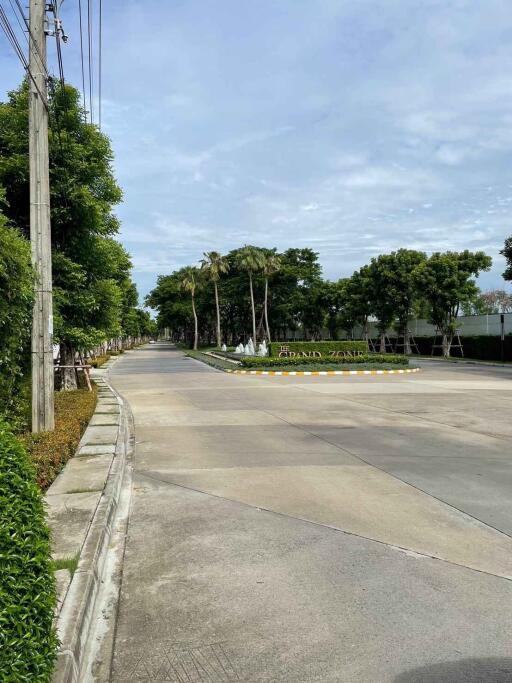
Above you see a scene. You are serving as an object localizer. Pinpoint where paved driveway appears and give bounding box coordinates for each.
[107,344,512,682]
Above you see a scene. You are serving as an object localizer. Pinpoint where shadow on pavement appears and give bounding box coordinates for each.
[394,658,512,682]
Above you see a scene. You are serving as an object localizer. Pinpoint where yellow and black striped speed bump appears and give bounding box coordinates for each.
[226,367,421,377]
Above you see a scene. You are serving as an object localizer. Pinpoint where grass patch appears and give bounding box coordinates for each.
[22,385,98,491]
[53,552,80,577]
[89,355,109,368]
[65,487,102,494]
[186,350,238,371]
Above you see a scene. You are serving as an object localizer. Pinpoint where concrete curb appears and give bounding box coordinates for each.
[226,367,421,377]
[50,364,131,683]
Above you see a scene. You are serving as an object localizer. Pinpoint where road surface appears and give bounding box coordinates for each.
[106,344,512,682]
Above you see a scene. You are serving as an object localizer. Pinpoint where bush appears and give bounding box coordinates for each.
[240,353,408,368]
[23,386,97,490]
[0,215,33,425]
[268,340,368,357]
[89,355,109,368]
[0,419,58,680]
[382,335,512,361]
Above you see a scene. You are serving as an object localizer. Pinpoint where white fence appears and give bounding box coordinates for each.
[348,313,512,338]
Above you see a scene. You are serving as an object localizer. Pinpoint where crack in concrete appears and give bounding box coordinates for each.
[134,468,512,585]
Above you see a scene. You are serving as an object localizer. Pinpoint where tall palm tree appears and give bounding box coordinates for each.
[262,252,282,343]
[235,245,265,343]
[179,266,199,350]
[200,251,229,348]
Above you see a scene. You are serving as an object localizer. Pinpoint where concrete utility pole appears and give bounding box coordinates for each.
[30,0,54,432]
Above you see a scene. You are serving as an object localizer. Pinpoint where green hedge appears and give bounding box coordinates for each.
[409,335,512,361]
[0,420,58,680]
[240,353,408,368]
[268,340,368,357]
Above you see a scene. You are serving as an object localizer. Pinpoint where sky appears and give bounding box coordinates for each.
[1,0,512,303]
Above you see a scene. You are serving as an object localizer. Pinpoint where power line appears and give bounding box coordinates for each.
[50,3,65,86]
[0,4,49,111]
[87,0,93,123]
[7,0,28,44]
[12,0,49,78]
[78,0,86,112]
[98,0,102,129]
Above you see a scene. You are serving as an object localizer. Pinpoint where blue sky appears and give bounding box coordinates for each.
[2,0,512,302]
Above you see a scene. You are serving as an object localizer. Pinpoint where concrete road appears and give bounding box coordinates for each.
[107,344,512,682]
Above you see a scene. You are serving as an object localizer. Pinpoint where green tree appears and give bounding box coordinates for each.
[235,245,265,343]
[461,288,512,315]
[262,252,281,343]
[367,255,398,352]
[317,280,345,340]
[178,267,200,350]
[0,81,133,389]
[200,251,230,348]
[502,237,512,282]
[269,248,323,339]
[366,250,427,353]
[0,195,33,424]
[339,267,373,340]
[415,251,492,356]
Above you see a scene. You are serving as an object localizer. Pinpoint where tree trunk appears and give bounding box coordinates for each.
[379,332,386,353]
[214,282,222,348]
[442,332,451,358]
[192,294,198,350]
[404,327,411,355]
[60,341,77,391]
[249,273,256,342]
[264,278,271,342]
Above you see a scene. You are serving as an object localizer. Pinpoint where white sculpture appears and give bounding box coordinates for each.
[221,343,227,352]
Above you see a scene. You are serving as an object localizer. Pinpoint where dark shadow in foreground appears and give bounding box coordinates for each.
[394,658,512,682]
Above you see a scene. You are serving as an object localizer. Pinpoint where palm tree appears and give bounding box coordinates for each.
[179,266,199,350]
[262,252,282,343]
[235,245,265,343]
[200,251,229,348]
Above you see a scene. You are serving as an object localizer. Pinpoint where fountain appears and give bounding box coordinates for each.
[221,344,227,352]
[258,340,268,357]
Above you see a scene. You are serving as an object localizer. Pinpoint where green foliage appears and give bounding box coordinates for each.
[415,251,492,339]
[413,335,512,362]
[22,387,97,490]
[367,249,427,334]
[461,289,512,315]
[240,353,408,368]
[268,340,368,357]
[0,81,142,368]
[0,200,33,424]
[0,420,58,680]
[502,237,512,282]
[200,251,230,282]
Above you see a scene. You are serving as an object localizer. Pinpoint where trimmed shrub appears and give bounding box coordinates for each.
[268,340,368,357]
[0,419,58,680]
[241,353,408,368]
[23,386,97,490]
[89,354,109,368]
[0,217,33,426]
[382,335,512,362]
